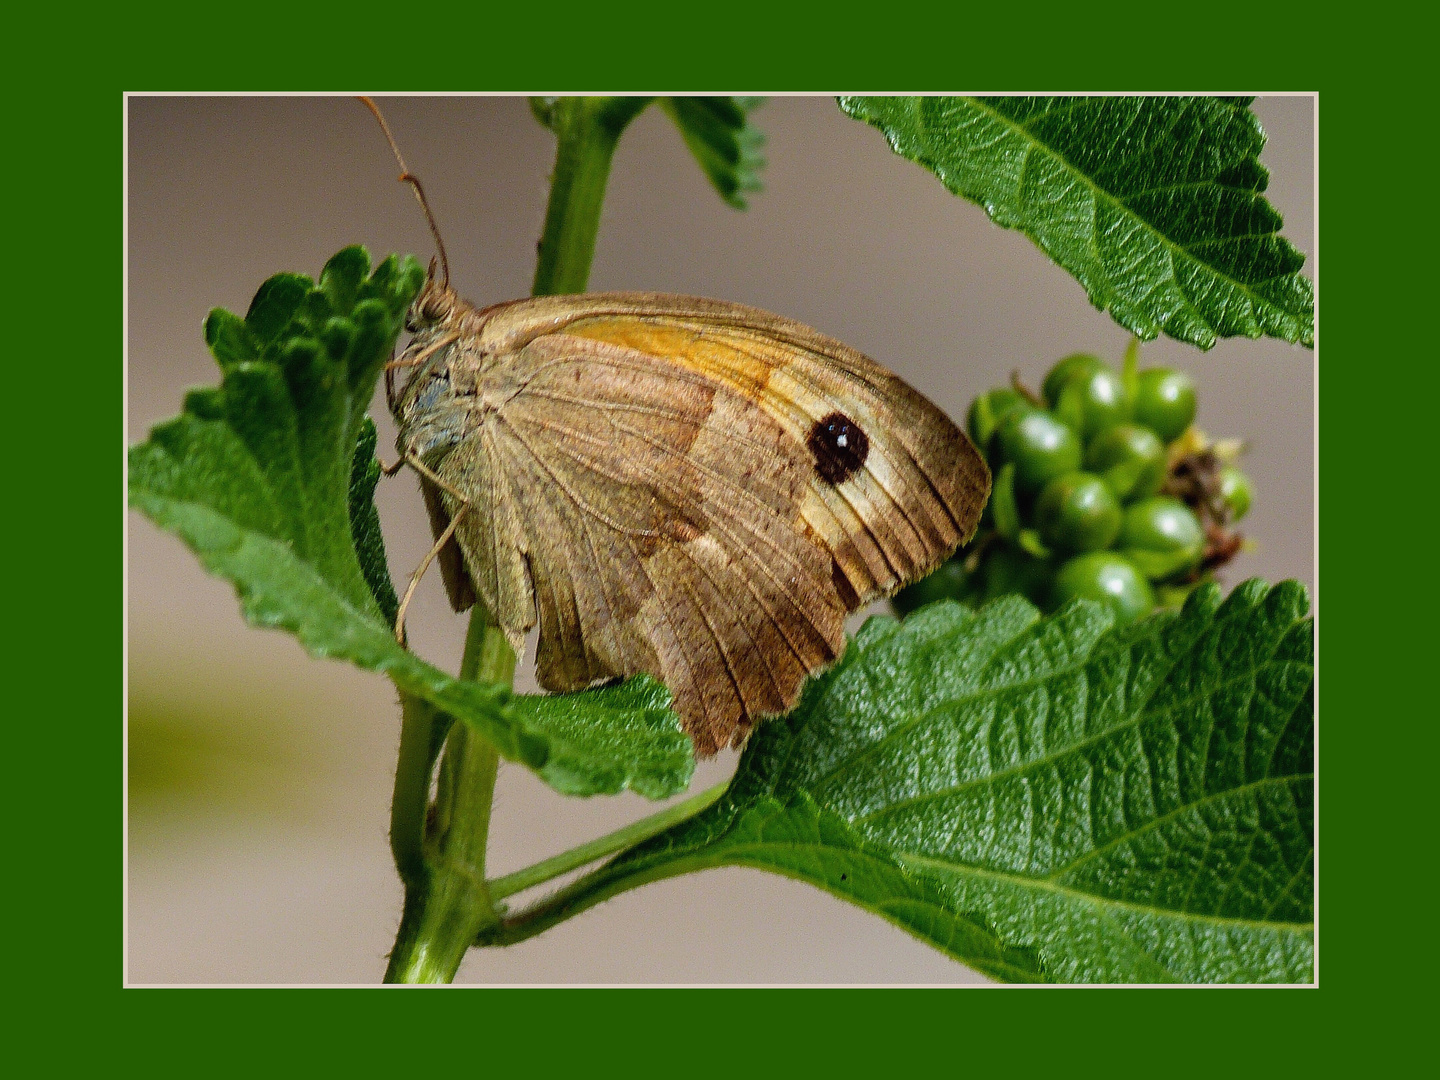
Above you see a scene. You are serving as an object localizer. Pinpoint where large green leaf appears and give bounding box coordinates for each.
[839,96,1313,350]
[484,580,1314,983]
[129,247,693,799]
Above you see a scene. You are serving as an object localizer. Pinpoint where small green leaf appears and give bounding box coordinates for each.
[203,309,257,368]
[660,97,766,209]
[991,463,1020,539]
[244,272,313,346]
[838,96,1313,350]
[130,247,694,799]
[510,676,689,801]
[490,580,1314,982]
[1015,528,1051,559]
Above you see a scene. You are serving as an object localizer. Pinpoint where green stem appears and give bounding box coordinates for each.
[384,609,514,984]
[487,780,727,902]
[480,847,719,950]
[388,691,438,889]
[532,97,652,296]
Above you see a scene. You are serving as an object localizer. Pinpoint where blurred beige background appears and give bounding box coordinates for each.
[126,95,1315,984]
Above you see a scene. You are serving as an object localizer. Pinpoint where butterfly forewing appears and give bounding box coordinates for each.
[552,300,989,599]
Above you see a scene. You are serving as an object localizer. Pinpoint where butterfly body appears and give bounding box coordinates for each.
[390,278,990,755]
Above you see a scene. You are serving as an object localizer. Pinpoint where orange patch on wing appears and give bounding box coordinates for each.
[562,317,780,404]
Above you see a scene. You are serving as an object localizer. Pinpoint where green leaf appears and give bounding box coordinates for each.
[349,417,399,626]
[838,96,1313,350]
[659,96,766,209]
[991,463,1020,539]
[129,247,694,800]
[487,580,1314,983]
[1015,528,1051,559]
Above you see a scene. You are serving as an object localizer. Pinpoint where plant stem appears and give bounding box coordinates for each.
[488,780,727,902]
[388,691,437,890]
[480,847,716,950]
[533,97,652,296]
[384,609,514,984]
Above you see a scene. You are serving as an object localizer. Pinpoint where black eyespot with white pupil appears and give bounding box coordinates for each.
[808,411,869,485]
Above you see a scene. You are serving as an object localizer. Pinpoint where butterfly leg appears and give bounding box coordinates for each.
[394,505,469,645]
[385,331,460,373]
[392,453,475,644]
[399,453,471,504]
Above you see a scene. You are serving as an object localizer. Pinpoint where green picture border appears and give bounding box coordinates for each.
[16,0,1393,1060]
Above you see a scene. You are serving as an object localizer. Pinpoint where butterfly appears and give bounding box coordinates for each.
[367,100,991,756]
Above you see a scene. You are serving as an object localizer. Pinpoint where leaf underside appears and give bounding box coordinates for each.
[660,96,766,209]
[488,580,1314,984]
[128,247,694,799]
[838,96,1313,350]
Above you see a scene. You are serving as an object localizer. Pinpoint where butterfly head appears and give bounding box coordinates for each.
[406,260,463,332]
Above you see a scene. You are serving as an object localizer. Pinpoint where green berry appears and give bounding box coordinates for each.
[1119,497,1205,580]
[1132,368,1197,442]
[1219,466,1253,522]
[1052,366,1131,440]
[966,388,1027,448]
[992,409,1082,494]
[1034,471,1122,553]
[1042,353,1103,408]
[892,556,974,616]
[1050,552,1155,624]
[1085,424,1167,501]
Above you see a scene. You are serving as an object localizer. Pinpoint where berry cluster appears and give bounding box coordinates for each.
[896,347,1253,624]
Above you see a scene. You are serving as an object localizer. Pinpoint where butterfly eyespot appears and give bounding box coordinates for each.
[808,411,869,485]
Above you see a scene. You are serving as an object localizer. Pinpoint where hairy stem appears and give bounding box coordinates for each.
[488,781,727,902]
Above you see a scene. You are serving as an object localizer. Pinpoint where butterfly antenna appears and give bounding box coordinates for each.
[359,95,451,288]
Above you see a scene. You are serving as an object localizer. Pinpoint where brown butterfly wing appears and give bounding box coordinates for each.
[453,294,989,754]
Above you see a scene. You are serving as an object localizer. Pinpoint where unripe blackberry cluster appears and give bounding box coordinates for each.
[896,347,1253,624]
